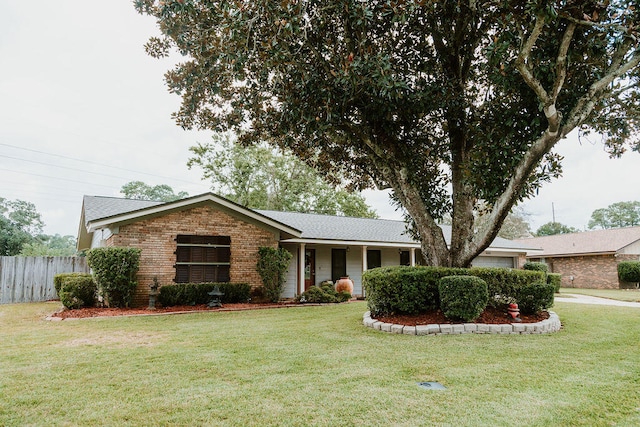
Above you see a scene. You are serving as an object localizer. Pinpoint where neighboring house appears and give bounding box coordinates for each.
[78,193,534,306]
[515,227,640,289]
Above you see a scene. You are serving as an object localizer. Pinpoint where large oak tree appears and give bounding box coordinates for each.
[135,0,640,267]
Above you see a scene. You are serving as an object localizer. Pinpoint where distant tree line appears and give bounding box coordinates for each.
[0,197,76,256]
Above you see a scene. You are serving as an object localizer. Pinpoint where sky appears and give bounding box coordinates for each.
[1,1,639,238]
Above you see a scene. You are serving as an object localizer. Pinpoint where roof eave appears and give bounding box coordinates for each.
[86,193,302,238]
[280,238,421,248]
[528,250,617,258]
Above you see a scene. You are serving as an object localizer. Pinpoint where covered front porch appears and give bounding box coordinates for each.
[280,240,420,299]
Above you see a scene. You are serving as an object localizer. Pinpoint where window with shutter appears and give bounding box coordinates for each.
[174,235,231,283]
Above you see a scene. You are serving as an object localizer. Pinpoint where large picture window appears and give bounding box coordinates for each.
[174,235,231,283]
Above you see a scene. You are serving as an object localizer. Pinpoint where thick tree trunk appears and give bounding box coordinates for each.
[386,167,451,266]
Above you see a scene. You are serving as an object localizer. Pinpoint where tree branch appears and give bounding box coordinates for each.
[552,22,576,99]
[516,15,551,106]
[563,52,640,133]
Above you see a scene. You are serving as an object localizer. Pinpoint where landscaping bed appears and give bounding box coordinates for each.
[50,302,296,319]
[373,305,549,326]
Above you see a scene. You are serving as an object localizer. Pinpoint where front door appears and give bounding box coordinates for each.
[304,249,316,290]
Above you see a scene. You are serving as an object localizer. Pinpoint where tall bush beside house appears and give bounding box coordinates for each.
[86,247,141,308]
[617,261,640,289]
[257,247,292,303]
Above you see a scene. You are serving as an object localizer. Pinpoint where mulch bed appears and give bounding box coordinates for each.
[50,302,294,319]
[374,306,549,326]
[51,302,549,325]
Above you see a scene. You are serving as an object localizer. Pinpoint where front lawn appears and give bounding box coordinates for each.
[1,301,639,426]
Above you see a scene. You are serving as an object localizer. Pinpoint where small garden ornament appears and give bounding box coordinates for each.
[507,303,521,322]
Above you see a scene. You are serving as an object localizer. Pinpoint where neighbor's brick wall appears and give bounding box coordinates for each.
[105,206,279,306]
[530,254,639,289]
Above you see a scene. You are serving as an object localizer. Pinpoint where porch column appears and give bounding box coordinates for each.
[298,243,306,295]
[361,245,368,271]
[361,245,368,298]
[410,248,416,266]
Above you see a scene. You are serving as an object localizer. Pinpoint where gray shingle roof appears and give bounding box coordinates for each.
[515,226,640,257]
[80,194,532,250]
[82,195,163,224]
[256,210,416,243]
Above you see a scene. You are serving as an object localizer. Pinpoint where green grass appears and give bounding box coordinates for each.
[1,301,639,426]
[560,287,640,302]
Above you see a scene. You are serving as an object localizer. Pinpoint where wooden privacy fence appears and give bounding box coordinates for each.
[0,256,89,304]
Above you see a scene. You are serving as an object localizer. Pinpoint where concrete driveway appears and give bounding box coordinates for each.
[555,293,640,308]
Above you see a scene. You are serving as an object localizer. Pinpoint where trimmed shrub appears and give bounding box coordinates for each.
[54,272,92,295]
[363,266,545,316]
[59,275,97,309]
[157,282,251,307]
[470,267,545,307]
[87,247,141,307]
[257,247,293,303]
[296,284,351,303]
[516,282,555,315]
[438,276,488,322]
[547,273,562,293]
[363,266,465,316]
[523,262,549,273]
[617,261,640,286]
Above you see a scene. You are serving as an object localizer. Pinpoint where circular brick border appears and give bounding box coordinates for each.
[363,311,561,335]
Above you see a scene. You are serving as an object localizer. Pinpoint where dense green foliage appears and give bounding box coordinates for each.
[19,234,77,256]
[296,283,351,304]
[58,275,97,309]
[157,282,251,306]
[438,276,489,322]
[136,1,640,268]
[535,222,579,236]
[516,282,555,315]
[589,201,640,229]
[188,133,377,218]
[120,181,188,202]
[469,267,546,307]
[0,197,44,256]
[523,262,549,273]
[256,247,293,302]
[1,197,77,256]
[86,247,141,307]
[363,266,545,316]
[54,273,94,295]
[547,273,562,293]
[617,261,640,285]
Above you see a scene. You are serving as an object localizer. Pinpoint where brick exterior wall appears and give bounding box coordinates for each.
[104,206,279,306]
[530,253,640,289]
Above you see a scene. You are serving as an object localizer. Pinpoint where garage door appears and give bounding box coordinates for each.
[472,256,515,268]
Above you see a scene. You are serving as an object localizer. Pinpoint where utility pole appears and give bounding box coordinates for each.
[552,202,556,223]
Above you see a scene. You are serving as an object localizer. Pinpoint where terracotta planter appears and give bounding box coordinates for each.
[335,277,354,294]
